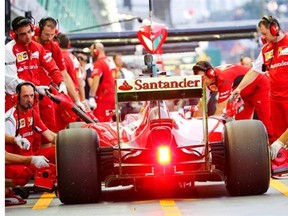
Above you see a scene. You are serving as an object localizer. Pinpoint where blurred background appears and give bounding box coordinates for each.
[5,0,288,76]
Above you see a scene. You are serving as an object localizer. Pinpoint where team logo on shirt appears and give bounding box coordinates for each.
[31,51,39,59]
[28,117,33,126]
[16,51,28,62]
[279,47,288,56]
[264,50,273,61]
[19,118,25,128]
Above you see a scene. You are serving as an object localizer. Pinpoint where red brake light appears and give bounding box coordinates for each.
[157,145,171,165]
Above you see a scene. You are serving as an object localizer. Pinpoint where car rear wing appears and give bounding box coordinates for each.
[114,75,209,174]
[115,75,203,102]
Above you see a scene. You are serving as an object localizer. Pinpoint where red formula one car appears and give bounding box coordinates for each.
[55,74,270,204]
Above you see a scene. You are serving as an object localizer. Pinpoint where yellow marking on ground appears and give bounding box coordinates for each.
[160,199,182,216]
[270,179,288,197]
[32,192,55,210]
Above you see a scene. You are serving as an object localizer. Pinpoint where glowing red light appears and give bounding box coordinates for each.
[157,145,171,165]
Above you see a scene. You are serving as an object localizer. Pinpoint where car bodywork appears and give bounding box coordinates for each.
[56,74,270,204]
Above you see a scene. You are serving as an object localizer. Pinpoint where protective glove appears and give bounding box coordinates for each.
[75,100,86,111]
[14,135,30,150]
[88,97,97,110]
[35,85,50,96]
[31,156,50,169]
[270,139,284,160]
[58,82,68,94]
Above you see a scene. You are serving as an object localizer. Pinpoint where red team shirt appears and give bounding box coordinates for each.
[62,50,80,91]
[213,64,268,103]
[91,56,115,101]
[252,34,288,139]
[5,40,63,88]
[91,56,115,122]
[260,35,288,102]
[5,107,48,155]
[37,40,66,85]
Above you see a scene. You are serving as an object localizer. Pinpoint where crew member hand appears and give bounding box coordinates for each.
[31,156,50,169]
[270,140,284,160]
[88,97,97,110]
[58,82,68,94]
[231,88,241,97]
[36,85,50,96]
[14,135,30,150]
[75,100,86,111]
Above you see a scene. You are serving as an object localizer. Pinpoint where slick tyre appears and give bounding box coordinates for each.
[57,128,101,204]
[67,122,85,128]
[224,120,270,196]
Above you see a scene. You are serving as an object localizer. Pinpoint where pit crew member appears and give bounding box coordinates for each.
[5,16,66,112]
[232,16,288,174]
[32,17,84,132]
[89,42,115,122]
[5,82,56,187]
[192,61,273,142]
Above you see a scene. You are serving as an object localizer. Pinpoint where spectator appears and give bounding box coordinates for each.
[33,17,84,132]
[112,53,136,118]
[5,82,56,190]
[192,61,273,141]
[77,53,93,102]
[88,42,115,122]
[232,16,288,174]
[5,16,66,112]
[113,53,135,79]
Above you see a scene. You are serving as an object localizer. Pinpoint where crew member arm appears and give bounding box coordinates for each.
[62,69,81,101]
[89,76,100,97]
[39,46,64,86]
[5,42,25,94]
[41,130,57,144]
[5,151,32,165]
[214,99,228,115]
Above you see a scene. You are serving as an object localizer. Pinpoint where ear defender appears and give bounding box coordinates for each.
[9,30,16,40]
[93,49,99,56]
[14,81,39,106]
[262,16,280,37]
[10,17,35,40]
[206,68,216,79]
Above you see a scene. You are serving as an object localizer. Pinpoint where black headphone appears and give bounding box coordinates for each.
[38,17,59,34]
[262,16,280,36]
[14,81,37,136]
[16,81,36,95]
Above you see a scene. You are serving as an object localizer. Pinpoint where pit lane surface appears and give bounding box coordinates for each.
[5,178,288,216]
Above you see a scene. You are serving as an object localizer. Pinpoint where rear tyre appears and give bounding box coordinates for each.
[67,122,85,128]
[225,120,270,196]
[57,128,101,204]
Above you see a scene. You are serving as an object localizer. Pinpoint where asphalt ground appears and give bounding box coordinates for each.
[5,177,288,216]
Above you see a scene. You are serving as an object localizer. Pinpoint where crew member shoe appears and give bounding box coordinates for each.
[5,189,27,206]
[271,147,288,175]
